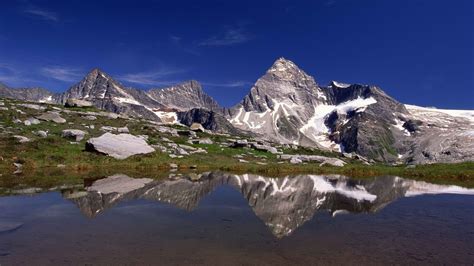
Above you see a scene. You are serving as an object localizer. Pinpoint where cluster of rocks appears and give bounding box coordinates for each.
[100,126,130,133]
[228,139,280,154]
[278,154,346,167]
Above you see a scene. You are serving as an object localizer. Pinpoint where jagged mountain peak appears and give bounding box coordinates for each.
[83,68,115,82]
[147,80,223,112]
[157,80,203,93]
[265,57,316,84]
[329,81,352,89]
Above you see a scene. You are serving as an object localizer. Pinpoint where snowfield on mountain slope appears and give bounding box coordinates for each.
[229,96,378,150]
[405,104,474,123]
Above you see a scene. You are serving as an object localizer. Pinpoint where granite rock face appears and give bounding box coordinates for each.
[148,80,224,113]
[37,112,66,124]
[0,84,55,103]
[85,133,155,159]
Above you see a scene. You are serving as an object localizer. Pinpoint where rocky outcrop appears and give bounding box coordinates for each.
[148,80,224,113]
[37,112,66,124]
[178,108,248,135]
[85,133,155,159]
[62,129,87,142]
[65,98,93,108]
[0,85,55,103]
[278,154,346,167]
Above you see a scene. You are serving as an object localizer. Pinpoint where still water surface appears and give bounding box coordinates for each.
[0,172,473,265]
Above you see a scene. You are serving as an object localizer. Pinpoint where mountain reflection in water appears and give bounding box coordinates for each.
[63,172,474,238]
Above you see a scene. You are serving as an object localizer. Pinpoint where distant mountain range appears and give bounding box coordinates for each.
[1,58,473,164]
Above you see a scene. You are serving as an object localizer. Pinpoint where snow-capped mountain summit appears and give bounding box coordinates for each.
[229,58,329,147]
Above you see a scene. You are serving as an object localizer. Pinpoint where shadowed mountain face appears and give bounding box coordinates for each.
[64,172,474,238]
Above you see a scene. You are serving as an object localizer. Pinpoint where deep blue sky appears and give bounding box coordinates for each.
[0,0,472,108]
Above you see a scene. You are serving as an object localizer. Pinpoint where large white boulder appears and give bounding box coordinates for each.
[86,133,155,159]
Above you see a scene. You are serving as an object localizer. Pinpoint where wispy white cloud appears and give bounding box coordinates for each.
[202,81,252,87]
[0,63,39,86]
[23,6,59,22]
[118,68,186,86]
[41,66,83,82]
[199,27,252,47]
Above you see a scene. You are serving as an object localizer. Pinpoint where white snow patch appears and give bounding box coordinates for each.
[300,97,377,150]
[114,97,141,105]
[393,118,411,136]
[331,81,351,88]
[38,96,53,103]
[405,104,474,122]
[152,111,178,124]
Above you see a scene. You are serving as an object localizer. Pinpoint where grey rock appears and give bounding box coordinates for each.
[35,130,48,138]
[24,117,40,126]
[62,129,87,141]
[82,115,97,121]
[65,98,93,108]
[100,126,117,132]
[251,143,278,154]
[178,108,248,135]
[86,133,155,159]
[37,112,66,123]
[18,103,46,110]
[117,127,129,133]
[279,154,346,167]
[190,123,205,132]
[14,135,30,143]
[189,138,213,145]
[0,107,8,111]
[290,157,303,164]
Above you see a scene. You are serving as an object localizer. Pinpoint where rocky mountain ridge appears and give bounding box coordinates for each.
[1,58,472,164]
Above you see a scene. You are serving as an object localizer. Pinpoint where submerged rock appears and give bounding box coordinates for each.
[86,133,155,159]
